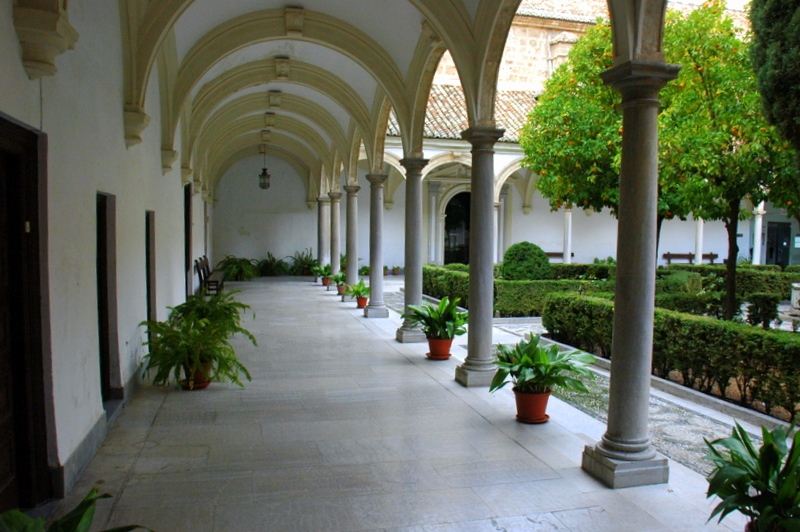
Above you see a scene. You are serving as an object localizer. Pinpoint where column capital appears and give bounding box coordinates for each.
[400,157,429,174]
[461,126,504,147]
[328,191,342,201]
[366,173,388,186]
[600,61,681,103]
[344,185,360,195]
[317,195,331,204]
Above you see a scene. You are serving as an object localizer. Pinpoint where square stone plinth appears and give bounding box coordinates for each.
[364,305,389,318]
[455,365,495,387]
[396,327,427,343]
[582,445,669,489]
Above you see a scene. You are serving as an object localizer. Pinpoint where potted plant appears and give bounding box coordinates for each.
[392,265,401,275]
[401,296,468,360]
[311,263,333,286]
[704,422,800,531]
[489,335,596,423]
[215,255,259,281]
[331,271,347,295]
[383,265,389,276]
[345,279,370,308]
[0,488,149,531]
[358,265,370,276]
[140,291,256,390]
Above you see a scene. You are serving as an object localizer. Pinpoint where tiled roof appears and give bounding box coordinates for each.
[387,84,536,144]
[516,9,597,23]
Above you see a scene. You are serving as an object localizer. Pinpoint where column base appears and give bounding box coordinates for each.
[364,305,389,318]
[454,363,495,387]
[396,326,426,343]
[582,444,669,489]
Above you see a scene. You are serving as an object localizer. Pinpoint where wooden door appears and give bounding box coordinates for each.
[0,150,19,512]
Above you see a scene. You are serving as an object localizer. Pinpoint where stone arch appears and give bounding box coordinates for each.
[494,158,525,202]
[421,152,473,181]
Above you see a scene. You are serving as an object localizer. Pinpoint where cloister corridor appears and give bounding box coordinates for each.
[52,278,748,531]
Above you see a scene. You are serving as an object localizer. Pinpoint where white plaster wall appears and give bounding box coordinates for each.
[1,0,188,466]
[658,216,727,266]
[213,156,317,261]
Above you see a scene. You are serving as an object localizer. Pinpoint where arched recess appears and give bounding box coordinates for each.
[382,153,406,210]
[173,9,410,145]
[421,152,473,181]
[345,129,362,186]
[189,92,347,163]
[494,158,525,201]
[179,59,373,164]
[211,145,311,200]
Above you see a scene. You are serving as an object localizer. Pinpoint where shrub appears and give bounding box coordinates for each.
[655,270,703,295]
[502,241,552,280]
[746,292,781,330]
[216,255,259,281]
[550,263,615,281]
[495,279,612,317]
[655,292,721,316]
[444,263,470,272]
[422,265,470,307]
[542,292,800,419]
[257,252,290,276]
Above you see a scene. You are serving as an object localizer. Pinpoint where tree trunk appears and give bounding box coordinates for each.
[724,199,740,320]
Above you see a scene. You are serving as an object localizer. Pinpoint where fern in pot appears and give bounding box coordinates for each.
[489,335,596,423]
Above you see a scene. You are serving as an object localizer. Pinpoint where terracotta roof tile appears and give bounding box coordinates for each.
[387,84,536,144]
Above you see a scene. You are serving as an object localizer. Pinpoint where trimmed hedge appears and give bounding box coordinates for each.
[669,264,800,299]
[550,263,615,280]
[422,265,470,308]
[542,293,800,419]
[443,263,470,272]
[495,279,613,317]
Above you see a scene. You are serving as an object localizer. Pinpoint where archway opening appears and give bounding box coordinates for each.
[445,192,470,264]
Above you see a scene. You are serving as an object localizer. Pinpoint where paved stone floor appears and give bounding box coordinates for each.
[56,277,748,531]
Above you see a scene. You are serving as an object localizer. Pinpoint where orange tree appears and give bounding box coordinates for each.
[521,1,795,320]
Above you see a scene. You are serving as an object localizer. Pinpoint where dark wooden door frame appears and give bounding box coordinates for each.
[0,111,56,506]
[145,211,156,325]
[96,193,123,405]
[184,183,192,297]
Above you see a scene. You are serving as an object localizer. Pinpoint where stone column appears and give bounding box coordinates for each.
[752,202,766,265]
[582,61,679,488]
[564,206,573,264]
[436,215,446,265]
[317,196,331,266]
[344,185,360,286]
[397,158,428,342]
[365,174,389,318]
[455,127,504,387]
[428,182,441,263]
[498,185,509,262]
[493,202,501,263]
[329,192,342,275]
[694,216,705,265]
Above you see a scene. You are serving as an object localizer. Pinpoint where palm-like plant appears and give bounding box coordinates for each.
[344,279,370,298]
[257,252,290,276]
[401,297,468,339]
[489,335,596,394]
[705,423,800,531]
[330,271,347,286]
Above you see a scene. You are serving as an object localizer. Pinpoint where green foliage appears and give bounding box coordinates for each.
[311,263,332,279]
[443,263,470,273]
[330,272,347,286]
[141,291,255,389]
[288,248,316,276]
[705,423,800,530]
[785,265,800,273]
[358,265,370,276]
[501,242,552,281]
[750,0,800,157]
[215,255,258,281]
[495,279,613,317]
[655,292,726,317]
[542,292,800,417]
[747,292,781,330]
[344,279,369,298]
[592,256,616,265]
[401,297,468,340]
[550,263,616,281]
[669,264,800,300]
[257,252,290,276]
[489,335,596,395]
[0,488,149,532]
[656,270,704,295]
[422,265,470,308]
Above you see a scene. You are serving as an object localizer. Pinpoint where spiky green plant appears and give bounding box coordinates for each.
[401,296,468,340]
[257,252,290,276]
[215,255,258,281]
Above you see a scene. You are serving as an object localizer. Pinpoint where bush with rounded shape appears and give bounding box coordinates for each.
[502,242,552,281]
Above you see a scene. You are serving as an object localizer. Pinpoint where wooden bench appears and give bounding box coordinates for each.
[662,252,719,265]
[195,255,225,294]
[546,252,575,261]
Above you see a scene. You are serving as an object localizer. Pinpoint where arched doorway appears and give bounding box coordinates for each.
[445,192,470,264]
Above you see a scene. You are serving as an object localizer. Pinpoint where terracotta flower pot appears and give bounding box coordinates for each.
[337,285,347,296]
[513,390,550,423]
[321,277,332,286]
[426,337,453,360]
[181,364,211,390]
[356,296,368,308]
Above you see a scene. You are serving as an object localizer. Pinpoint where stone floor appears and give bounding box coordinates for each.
[56,277,749,531]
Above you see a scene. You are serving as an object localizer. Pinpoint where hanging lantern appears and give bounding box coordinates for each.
[259,148,270,190]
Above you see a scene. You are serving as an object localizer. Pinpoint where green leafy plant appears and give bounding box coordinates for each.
[344,279,369,298]
[401,296,468,340]
[311,263,332,279]
[257,253,290,276]
[489,335,596,395]
[0,488,149,532]
[288,248,316,276]
[215,255,258,281]
[358,265,370,276]
[141,291,255,389]
[704,422,800,531]
[501,242,552,281]
[746,292,781,330]
[330,271,346,286]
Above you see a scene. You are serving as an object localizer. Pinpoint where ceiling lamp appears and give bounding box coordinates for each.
[259,145,270,190]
